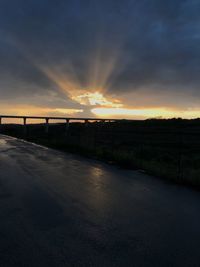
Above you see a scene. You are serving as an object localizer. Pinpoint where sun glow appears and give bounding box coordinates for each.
[72,91,122,107]
[55,108,83,115]
[91,107,200,119]
[8,45,199,120]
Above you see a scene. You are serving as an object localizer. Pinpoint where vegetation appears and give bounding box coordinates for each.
[1,118,200,187]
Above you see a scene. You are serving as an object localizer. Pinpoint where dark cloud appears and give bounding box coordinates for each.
[0,0,199,106]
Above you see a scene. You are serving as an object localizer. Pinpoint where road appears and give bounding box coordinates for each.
[0,135,200,267]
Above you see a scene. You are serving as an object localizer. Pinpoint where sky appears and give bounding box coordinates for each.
[0,0,200,120]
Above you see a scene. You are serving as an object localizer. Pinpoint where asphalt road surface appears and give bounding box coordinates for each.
[0,134,200,267]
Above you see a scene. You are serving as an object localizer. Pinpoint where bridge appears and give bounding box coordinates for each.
[0,114,123,123]
[0,115,124,134]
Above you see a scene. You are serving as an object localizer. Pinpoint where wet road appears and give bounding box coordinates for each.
[0,135,200,267]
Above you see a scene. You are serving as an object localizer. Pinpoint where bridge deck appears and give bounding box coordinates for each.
[0,115,126,122]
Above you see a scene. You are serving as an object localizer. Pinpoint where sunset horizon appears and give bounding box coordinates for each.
[0,0,199,119]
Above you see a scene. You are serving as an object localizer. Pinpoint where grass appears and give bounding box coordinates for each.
[1,118,200,187]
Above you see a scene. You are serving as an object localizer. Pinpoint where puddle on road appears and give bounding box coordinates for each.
[0,137,14,152]
[0,139,7,146]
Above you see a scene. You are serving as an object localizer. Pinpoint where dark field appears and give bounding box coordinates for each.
[1,119,200,187]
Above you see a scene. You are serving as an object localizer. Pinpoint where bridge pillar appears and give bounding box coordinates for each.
[45,118,49,134]
[23,117,27,136]
[65,119,70,134]
[84,119,89,127]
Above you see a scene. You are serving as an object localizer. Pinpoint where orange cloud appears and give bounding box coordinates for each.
[72,91,123,107]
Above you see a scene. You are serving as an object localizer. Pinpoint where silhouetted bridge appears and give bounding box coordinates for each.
[0,115,125,134]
